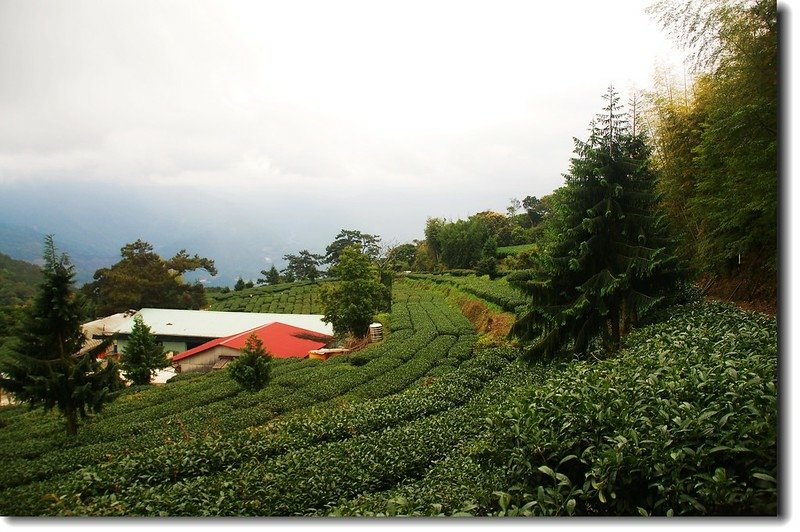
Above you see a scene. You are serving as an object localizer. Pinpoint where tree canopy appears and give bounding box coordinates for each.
[647,0,777,300]
[282,250,325,282]
[258,265,282,285]
[82,240,217,316]
[320,245,389,338]
[324,229,381,266]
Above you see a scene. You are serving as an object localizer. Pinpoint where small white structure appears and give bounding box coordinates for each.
[369,322,384,343]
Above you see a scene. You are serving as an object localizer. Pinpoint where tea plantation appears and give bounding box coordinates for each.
[207,281,324,314]
[0,277,778,516]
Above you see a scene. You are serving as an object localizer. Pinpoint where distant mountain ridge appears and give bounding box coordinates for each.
[0,222,118,286]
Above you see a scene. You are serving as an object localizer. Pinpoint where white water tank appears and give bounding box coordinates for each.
[368,322,384,343]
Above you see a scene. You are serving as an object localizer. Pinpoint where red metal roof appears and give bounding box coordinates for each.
[172,322,332,361]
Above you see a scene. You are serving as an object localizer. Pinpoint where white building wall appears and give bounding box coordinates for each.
[175,346,240,373]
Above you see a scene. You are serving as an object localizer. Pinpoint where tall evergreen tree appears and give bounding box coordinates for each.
[0,236,122,435]
[120,315,169,385]
[511,88,682,360]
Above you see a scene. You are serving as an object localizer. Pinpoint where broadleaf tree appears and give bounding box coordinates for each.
[83,240,217,316]
[0,236,123,435]
[511,87,683,360]
[320,245,389,338]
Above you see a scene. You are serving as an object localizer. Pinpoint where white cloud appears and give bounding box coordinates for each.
[0,0,688,278]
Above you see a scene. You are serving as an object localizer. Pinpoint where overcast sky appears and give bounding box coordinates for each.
[0,0,689,280]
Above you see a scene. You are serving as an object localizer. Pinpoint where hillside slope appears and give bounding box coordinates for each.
[0,278,778,516]
[0,252,42,306]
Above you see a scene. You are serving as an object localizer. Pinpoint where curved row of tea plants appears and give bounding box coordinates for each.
[52,349,525,516]
[207,281,324,314]
[0,279,483,515]
[406,273,527,313]
[0,277,778,516]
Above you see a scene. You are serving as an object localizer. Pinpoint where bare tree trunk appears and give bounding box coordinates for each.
[65,406,79,436]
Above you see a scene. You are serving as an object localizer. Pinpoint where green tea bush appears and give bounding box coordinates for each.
[481,302,777,516]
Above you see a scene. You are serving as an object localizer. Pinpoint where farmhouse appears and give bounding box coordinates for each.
[80,310,136,357]
[100,308,334,355]
[172,322,333,373]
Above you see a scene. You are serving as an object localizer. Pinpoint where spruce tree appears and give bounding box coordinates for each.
[228,333,272,391]
[0,236,122,435]
[511,87,682,360]
[120,315,169,385]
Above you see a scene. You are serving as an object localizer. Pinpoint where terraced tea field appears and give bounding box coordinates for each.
[0,277,778,516]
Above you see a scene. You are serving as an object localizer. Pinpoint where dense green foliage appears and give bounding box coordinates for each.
[480,302,777,516]
[120,315,169,386]
[0,254,41,363]
[648,0,777,298]
[82,240,217,316]
[228,333,272,391]
[496,244,537,258]
[0,252,41,307]
[324,229,382,265]
[257,265,282,285]
[510,88,682,360]
[0,305,26,364]
[414,207,548,273]
[321,245,389,338]
[281,250,324,282]
[0,237,122,436]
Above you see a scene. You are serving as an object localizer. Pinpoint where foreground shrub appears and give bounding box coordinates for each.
[228,334,272,392]
[481,302,777,516]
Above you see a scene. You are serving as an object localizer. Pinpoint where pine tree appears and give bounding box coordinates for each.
[511,87,682,360]
[258,265,282,285]
[228,333,272,391]
[120,315,169,385]
[0,236,122,435]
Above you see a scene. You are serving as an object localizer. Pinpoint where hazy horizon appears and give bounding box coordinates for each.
[0,0,688,285]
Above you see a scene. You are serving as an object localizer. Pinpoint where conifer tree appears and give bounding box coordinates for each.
[0,236,122,435]
[511,87,682,360]
[120,315,169,385]
[228,333,272,391]
[258,265,282,285]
